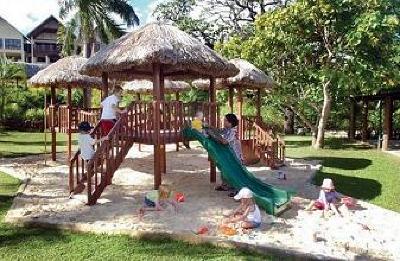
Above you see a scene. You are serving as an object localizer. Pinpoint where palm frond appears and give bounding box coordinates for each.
[105,0,140,26]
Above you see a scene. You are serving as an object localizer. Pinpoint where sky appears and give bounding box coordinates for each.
[0,0,162,35]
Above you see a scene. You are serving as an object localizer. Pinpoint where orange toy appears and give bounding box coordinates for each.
[175,192,185,202]
[219,226,237,236]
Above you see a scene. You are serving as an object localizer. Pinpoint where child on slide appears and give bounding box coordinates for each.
[305,178,343,217]
[139,185,178,219]
[215,113,243,195]
[222,187,262,229]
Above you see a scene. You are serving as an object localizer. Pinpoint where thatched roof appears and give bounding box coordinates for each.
[226,59,274,89]
[191,79,224,90]
[29,56,102,88]
[122,80,190,94]
[80,23,239,81]
[192,59,274,91]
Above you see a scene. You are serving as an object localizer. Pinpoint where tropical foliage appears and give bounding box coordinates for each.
[217,0,400,148]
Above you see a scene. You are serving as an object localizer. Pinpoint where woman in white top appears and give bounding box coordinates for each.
[100,86,127,136]
[222,187,262,229]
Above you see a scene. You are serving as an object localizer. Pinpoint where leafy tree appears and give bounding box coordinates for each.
[0,58,26,120]
[153,0,287,48]
[218,0,400,148]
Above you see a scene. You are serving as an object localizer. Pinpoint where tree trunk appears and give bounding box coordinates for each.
[284,107,294,134]
[82,41,92,108]
[314,81,332,149]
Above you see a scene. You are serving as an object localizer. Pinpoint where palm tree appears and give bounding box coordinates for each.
[58,0,140,106]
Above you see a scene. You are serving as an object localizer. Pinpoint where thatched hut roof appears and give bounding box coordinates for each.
[29,56,102,88]
[226,59,274,89]
[192,59,274,91]
[80,23,239,81]
[122,80,190,94]
[191,79,224,90]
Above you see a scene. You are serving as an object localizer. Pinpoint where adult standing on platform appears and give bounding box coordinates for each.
[100,86,126,136]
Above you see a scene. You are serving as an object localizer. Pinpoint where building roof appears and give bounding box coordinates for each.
[0,15,25,38]
[27,15,61,39]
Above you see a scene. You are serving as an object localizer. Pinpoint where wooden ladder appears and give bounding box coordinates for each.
[69,104,134,205]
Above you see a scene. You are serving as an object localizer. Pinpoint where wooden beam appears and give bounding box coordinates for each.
[228,86,234,113]
[101,72,109,100]
[209,77,217,183]
[382,96,393,151]
[362,101,368,142]
[256,89,261,120]
[136,93,141,101]
[349,98,356,140]
[175,92,180,101]
[237,87,243,140]
[50,85,57,161]
[67,86,72,161]
[153,63,162,189]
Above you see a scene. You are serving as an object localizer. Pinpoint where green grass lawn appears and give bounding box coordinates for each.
[0,130,76,158]
[0,171,278,261]
[285,135,400,212]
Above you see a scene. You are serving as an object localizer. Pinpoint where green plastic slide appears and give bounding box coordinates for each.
[183,127,294,215]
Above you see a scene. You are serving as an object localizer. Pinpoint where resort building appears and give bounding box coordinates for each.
[25,15,61,64]
[0,16,25,62]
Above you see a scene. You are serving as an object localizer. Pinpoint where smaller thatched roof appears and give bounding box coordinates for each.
[226,59,274,89]
[29,56,102,88]
[122,80,190,94]
[191,79,224,90]
[192,59,274,91]
[81,23,239,81]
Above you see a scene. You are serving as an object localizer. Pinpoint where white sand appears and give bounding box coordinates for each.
[2,144,400,260]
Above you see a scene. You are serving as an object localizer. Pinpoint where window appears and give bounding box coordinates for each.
[5,39,21,50]
[37,57,45,63]
[0,38,3,49]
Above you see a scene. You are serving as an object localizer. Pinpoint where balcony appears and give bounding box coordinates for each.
[30,43,61,57]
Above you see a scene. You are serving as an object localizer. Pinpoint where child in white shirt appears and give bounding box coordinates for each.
[77,121,108,161]
[100,86,126,136]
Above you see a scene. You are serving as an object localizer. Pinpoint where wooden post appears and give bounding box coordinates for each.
[382,96,393,151]
[362,100,368,142]
[209,77,217,183]
[50,85,57,161]
[136,93,141,101]
[153,63,162,189]
[256,88,261,120]
[175,91,180,152]
[101,72,109,100]
[67,86,72,161]
[349,98,356,140]
[159,69,166,174]
[228,86,234,113]
[237,87,243,140]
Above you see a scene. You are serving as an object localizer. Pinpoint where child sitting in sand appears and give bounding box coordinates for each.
[306,178,342,217]
[215,113,243,193]
[139,185,178,219]
[222,187,262,229]
[77,121,108,161]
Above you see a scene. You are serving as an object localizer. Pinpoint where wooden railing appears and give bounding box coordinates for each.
[240,116,285,168]
[45,106,101,133]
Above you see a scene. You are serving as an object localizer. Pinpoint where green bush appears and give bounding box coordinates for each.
[25,108,44,121]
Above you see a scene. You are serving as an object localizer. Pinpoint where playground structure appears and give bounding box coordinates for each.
[30,23,290,214]
[122,80,192,151]
[29,56,104,161]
